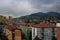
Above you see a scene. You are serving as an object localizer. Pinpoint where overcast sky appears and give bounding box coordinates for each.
[0,0,60,18]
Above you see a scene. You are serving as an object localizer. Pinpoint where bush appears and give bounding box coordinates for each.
[0,35,8,40]
[22,33,27,40]
[34,36,42,40]
[0,22,7,25]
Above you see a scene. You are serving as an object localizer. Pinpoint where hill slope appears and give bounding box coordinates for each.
[13,12,60,23]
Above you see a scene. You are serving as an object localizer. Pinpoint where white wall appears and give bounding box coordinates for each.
[56,23,60,27]
[32,27,37,40]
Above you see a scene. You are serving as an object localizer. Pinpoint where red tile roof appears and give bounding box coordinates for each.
[33,22,56,28]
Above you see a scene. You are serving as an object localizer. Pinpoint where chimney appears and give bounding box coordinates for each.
[9,16,12,25]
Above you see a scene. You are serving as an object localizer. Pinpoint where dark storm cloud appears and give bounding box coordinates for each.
[0,0,60,17]
[29,0,60,12]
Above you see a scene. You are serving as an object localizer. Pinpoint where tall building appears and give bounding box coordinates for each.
[9,16,12,25]
[32,28,42,40]
[32,21,56,40]
[0,16,6,35]
[0,16,3,22]
[32,28,56,40]
[2,16,6,24]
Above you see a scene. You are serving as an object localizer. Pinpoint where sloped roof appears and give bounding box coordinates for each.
[32,22,56,28]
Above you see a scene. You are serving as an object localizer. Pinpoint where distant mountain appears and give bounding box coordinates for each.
[29,12,60,17]
[13,12,60,23]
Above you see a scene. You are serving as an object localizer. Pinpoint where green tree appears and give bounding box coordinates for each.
[0,35,8,40]
[34,36,42,40]
[0,31,8,40]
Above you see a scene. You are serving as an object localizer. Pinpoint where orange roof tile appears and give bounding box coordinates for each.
[33,22,56,28]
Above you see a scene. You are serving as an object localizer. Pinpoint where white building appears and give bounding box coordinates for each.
[32,27,56,40]
[31,21,56,40]
[32,27,43,40]
[56,23,60,27]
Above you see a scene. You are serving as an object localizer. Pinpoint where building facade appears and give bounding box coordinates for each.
[32,27,56,40]
[14,29,22,40]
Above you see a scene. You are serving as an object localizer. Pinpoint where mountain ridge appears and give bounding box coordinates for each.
[13,12,60,23]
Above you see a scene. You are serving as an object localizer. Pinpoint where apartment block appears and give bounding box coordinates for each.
[9,16,12,25]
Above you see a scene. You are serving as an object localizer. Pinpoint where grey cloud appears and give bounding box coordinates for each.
[0,0,60,17]
[29,0,60,12]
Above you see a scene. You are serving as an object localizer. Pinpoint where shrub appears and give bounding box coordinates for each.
[34,36,42,40]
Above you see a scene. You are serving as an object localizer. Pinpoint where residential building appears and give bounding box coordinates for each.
[32,21,56,40]
[9,16,12,25]
[56,23,60,40]
[32,27,56,40]
[14,29,22,40]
